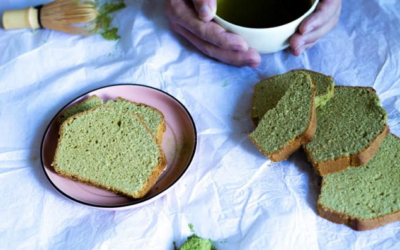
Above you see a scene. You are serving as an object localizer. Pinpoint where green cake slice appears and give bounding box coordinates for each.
[251,69,335,124]
[249,72,316,162]
[105,97,166,144]
[318,134,400,231]
[304,86,389,176]
[52,106,167,199]
[58,95,103,124]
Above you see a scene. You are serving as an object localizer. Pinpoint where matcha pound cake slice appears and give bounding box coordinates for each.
[105,97,166,144]
[304,86,389,176]
[58,95,103,124]
[251,69,334,124]
[318,134,400,231]
[249,72,316,162]
[52,106,167,199]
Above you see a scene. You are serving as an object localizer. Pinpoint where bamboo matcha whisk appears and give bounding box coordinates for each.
[2,0,99,35]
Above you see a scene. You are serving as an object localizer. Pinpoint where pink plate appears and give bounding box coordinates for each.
[41,84,197,210]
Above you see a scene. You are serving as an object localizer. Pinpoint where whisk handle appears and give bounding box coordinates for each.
[3,7,41,30]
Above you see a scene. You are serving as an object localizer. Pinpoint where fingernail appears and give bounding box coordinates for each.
[199,6,212,20]
[295,47,305,56]
[233,44,246,51]
[304,25,314,34]
[294,41,305,50]
[245,59,258,68]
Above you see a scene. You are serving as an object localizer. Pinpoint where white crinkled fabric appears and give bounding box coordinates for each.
[0,0,399,249]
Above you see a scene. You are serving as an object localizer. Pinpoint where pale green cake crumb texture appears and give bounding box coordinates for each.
[249,72,313,154]
[179,235,216,250]
[105,97,164,138]
[319,134,400,219]
[58,96,103,124]
[305,87,387,163]
[53,106,162,197]
[251,70,334,124]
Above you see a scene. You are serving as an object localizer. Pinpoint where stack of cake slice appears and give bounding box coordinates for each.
[52,96,166,199]
[249,69,399,231]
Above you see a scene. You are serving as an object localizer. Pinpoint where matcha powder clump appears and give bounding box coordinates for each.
[97,0,126,40]
[179,235,216,250]
[101,28,120,40]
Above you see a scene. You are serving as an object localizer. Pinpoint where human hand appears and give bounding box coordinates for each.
[290,0,342,56]
[165,0,261,68]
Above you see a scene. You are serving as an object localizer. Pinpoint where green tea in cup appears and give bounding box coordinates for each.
[216,0,313,28]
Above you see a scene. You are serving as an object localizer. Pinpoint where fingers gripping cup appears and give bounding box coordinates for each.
[214,0,319,54]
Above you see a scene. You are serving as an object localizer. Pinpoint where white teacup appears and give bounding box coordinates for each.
[214,0,319,54]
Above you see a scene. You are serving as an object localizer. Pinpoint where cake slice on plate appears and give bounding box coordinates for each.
[52,106,167,199]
